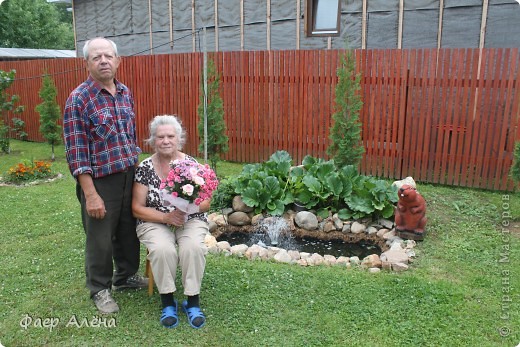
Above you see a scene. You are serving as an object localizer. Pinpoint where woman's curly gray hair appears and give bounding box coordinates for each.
[146,115,186,150]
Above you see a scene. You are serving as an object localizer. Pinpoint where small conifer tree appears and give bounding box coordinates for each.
[197,59,229,174]
[326,49,364,168]
[0,69,24,153]
[36,74,62,161]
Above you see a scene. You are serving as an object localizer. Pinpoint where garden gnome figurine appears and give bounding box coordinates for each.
[394,184,427,240]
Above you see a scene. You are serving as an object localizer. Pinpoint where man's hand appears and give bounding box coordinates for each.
[86,192,106,219]
[78,173,106,219]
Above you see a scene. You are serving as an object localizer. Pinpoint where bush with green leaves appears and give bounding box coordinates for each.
[210,176,238,212]
[233,151,293,216]
[233,150,398,219]
[288,155,398,219]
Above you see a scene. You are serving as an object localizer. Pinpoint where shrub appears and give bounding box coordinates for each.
[210,176,238,212]
[234,151,293,216]
[288,155,398,219]
[4,160,52,183]
[233,150,398,219]
[326,49,364,168]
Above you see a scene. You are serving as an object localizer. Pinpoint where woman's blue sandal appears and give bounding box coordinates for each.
[160,300,179,328]
[182,300,206,329]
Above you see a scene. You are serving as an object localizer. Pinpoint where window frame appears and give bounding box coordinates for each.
[305,0,342,37]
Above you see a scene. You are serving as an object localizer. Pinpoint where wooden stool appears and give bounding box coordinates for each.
[144,251,154,296]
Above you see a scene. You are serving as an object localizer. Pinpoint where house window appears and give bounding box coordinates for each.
[305,0,341,37]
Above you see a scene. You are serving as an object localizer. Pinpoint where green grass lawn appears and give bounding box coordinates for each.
[0,140,519,347]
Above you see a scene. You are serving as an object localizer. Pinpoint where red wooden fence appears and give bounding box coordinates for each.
[0,48,518,191]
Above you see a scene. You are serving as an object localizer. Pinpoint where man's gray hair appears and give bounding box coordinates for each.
[82,37,119,60]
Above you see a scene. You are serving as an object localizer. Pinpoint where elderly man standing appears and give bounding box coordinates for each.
[63,37,147,314]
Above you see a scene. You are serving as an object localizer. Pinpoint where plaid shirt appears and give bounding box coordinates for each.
[63,76,140,179]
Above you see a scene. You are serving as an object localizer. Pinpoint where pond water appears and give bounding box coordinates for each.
[216,230,381,259]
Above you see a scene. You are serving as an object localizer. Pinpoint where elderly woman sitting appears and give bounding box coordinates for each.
[132,115,211,329]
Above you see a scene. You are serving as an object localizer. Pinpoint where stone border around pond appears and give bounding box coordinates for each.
[205,197,418,272]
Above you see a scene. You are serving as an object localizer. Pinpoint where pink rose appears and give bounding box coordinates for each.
[182,184,194,196]
[189,167,199,177]
[193,175,204,185]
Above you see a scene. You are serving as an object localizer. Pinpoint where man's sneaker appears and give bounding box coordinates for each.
[112,273,148,291]
[92,289,119,314]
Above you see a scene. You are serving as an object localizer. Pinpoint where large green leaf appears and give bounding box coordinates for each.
[241,163,260,175]
[303,175,321,193]
[267,200,286,216]
[316,161,336,180]
[289,166,305,177]
[341,177,353,197]
[302,155,318,169]
[346,194,375,214]
[264,176,281,196]
[316,208,330,219]
[381,203,395,218]
[325,172,343,196]
[337,208,354,219]
[241,187,260,207]
[266,150,292,177]
[371,199,386,210]
[257,189,272,207]
[270,150,292,164]
[294,190,314,204]
[340,164,359,179]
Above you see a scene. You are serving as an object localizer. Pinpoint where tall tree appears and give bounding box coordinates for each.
[0,0,74,49]
[36,74,61,161]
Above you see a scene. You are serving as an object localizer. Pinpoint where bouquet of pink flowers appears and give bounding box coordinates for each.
[159,159,219,216]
